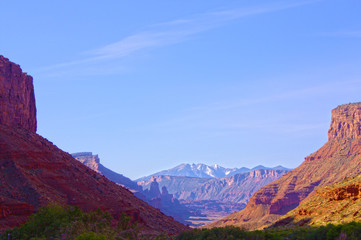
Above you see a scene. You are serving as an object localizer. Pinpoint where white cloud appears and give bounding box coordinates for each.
[35,1,319,77]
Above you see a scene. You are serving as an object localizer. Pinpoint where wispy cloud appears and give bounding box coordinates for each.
[35,1,318,77]
[87,1,317,60]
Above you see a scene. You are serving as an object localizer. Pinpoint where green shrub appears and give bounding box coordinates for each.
[1,204,83,240]
[175,222,361,240]
[73,231,111,240]
[0,204,142,240]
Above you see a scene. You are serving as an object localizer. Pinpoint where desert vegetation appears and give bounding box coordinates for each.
[0,205,168,240]
[2,205,361,240]
[176,224,361,240]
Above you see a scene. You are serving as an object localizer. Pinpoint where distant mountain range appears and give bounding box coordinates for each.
[138,169,288,204]
[136,164,290,226]
[136,163,290,181]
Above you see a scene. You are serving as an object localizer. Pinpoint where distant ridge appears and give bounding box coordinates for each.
[137,163,291,181]
[138,169,289,204]
[137,168,289,226]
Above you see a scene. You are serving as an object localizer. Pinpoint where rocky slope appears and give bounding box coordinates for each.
[207,103,361,230]
[0,56,36,132]
[72,152,143,193]
[272,174,361,227]
[0,56,186,234]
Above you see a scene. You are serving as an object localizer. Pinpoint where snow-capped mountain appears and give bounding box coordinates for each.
[136,163,290,181]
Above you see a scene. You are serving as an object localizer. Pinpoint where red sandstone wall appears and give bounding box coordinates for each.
[0,55,36,132]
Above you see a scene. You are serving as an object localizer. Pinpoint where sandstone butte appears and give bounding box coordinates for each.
[0,55,187,234]
[207,102,361,230]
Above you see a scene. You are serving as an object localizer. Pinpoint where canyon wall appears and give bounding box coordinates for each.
[0,56,186,234]
[208,103,361,230]
[0,56,36,132]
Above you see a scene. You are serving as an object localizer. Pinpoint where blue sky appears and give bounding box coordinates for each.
[1,0,361,179]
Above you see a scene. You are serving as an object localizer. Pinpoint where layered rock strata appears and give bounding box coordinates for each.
[273,174,361,227]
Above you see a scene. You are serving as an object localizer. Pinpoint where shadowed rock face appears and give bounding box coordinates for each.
[0,125,186,234]
[141,179,192,224]
[207,103,361,230]
[149,180,162,199]
[0,56,36,132]
[0,56,186,234]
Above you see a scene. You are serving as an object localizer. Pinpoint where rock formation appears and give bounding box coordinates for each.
[328,103,361,140]
[208,103,361,230]
[0,56,36,132]
[72,152,143,194]
[142,179,192,225]
[72,152,100,172]
[0,56,186,234]
[148,179,162,199]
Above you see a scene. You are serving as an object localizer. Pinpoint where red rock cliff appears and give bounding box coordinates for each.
[0,55,36,132]
[328,103,361,140]
[0,56,186,234]
[208,103,361,230]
